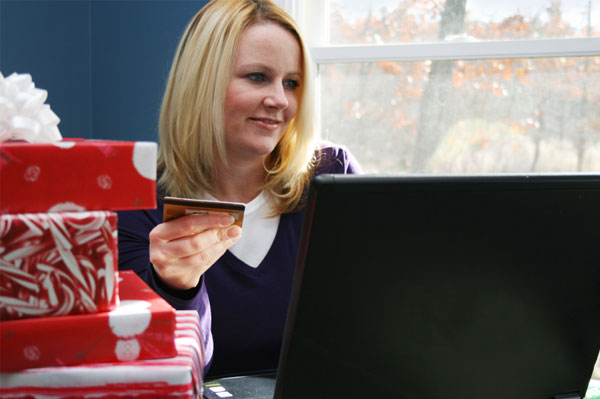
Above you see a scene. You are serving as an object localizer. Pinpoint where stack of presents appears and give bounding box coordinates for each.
[0,138,205,398]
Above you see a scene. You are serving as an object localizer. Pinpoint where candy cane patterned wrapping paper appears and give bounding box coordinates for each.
[0,271,177,372]
[0,139,157,214]
[0,311,204,399]
[0,211,118,321]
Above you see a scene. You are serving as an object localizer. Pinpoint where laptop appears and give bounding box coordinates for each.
[205,173,600,399]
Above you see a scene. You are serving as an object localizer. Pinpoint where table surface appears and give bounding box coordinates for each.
[201,376,600,399]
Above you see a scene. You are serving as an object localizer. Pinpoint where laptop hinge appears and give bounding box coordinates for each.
[553,393,582,399]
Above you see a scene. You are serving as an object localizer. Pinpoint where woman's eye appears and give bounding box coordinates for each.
[284,79,300,90]
[247,73,266,83]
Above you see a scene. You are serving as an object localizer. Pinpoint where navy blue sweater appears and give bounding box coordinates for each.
[117,144,361,377]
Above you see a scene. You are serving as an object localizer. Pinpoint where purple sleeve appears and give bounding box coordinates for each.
[117,206,214,372]
[316,142,364,175]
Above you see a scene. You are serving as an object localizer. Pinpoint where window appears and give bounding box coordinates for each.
[279,0,600,174]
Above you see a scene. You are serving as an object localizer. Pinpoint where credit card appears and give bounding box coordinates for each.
[162,196,245,227]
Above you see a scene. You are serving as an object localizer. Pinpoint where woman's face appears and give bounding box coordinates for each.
[224,21,302,163]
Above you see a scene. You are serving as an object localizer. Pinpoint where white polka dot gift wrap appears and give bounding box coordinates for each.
[0,139,157,214]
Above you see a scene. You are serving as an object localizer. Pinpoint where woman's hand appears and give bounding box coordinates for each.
[149,213,242,290]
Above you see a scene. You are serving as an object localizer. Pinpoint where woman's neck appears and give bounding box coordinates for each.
[211,157,267,204]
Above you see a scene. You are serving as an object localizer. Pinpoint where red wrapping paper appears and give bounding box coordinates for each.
[0,211,118,321]
[0,311,203,399]
[0,139,157,213]
[0,271,177,372]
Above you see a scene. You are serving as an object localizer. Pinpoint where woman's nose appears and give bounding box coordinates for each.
[263,83,289,109]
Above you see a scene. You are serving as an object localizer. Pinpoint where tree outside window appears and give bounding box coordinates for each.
[313,0,599,174]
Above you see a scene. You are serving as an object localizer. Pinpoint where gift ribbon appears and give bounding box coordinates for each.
[0,72,62,143]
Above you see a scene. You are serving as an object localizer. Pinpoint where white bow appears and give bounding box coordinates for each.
[0,72,62,143]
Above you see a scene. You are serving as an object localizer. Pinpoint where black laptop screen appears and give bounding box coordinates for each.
[276,174,600,399]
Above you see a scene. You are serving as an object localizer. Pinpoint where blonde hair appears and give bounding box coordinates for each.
[157,0,319,215]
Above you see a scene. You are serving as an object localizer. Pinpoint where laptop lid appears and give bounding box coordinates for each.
[275,174,600,399]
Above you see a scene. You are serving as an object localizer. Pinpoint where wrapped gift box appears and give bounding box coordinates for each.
[0,271,177,372]
[0,310,203,399]
[0,139,157,213]
[0,211,119,321]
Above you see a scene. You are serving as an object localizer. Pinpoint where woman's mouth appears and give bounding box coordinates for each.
[249,117,281,129]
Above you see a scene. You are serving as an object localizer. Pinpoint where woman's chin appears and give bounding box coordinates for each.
[248,138,281,157]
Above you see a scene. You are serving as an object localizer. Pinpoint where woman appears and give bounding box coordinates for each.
[117,0,362,378]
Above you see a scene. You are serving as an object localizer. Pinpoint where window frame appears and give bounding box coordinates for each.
[310,38,600,63]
